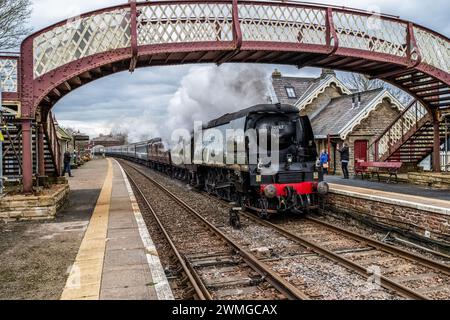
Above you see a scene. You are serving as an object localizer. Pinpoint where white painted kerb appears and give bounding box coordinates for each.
[329,186,450,216]
[114,159,174,300]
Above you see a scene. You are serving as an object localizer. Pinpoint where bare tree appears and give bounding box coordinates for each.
[342,73,383,92]
[0,0,32,50]
[342,72,412,105]
[61,127,83,136]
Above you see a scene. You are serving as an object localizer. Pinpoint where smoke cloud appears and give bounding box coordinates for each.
[163,64,271,139]
[111,109,163,143]
[111,64,271,143]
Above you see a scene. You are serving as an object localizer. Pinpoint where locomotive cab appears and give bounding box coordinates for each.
[244,105,328,217]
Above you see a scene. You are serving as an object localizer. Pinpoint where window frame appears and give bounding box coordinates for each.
[285,86,297,99]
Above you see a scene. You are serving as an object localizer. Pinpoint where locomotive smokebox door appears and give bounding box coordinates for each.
[229,204,242,229]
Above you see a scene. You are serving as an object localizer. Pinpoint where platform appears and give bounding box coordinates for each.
[324,175,450,245]
[61,158,173,300]
[325,175,450,208]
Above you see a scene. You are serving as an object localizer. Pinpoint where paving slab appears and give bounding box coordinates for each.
[0,159,107,299]
[326,175,450,215]
[60,158,173,300]
[326,175,450,201]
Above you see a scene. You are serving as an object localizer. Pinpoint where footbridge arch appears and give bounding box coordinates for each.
[0,0,448,192]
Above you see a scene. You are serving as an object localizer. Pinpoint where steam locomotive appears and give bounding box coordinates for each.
[106,104,328,218]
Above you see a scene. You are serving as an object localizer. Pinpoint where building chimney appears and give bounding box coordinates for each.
[357,92,362,108]
[272,68,282,79]
[352,94,356,109]
[321,68,336,78]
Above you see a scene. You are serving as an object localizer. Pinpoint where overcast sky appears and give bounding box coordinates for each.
[29,0,450,141]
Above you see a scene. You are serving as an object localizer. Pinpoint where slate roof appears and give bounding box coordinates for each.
[57,126,72,141]
[311,88,384,137]
[272,75,316,105]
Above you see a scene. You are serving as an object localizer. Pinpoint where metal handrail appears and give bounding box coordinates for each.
[45,111,62,176]
[368,99,430,161]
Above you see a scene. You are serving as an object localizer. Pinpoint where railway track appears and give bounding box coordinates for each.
[119,160,450,299]
[277,217,450,300]
[120,160,308,300]
[118,164,402,299]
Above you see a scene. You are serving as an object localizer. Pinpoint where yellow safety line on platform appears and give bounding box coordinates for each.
[61,159,113,300]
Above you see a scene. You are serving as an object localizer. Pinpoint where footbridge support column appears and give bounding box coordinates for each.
[22,119,33,193]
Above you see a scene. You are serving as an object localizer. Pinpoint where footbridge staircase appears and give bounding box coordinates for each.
[1,109,61,179]
[369,100,449,169]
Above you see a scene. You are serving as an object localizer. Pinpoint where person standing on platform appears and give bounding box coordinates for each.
[337,143,350,179]
[319,150,329,175]
[62,150,74,178]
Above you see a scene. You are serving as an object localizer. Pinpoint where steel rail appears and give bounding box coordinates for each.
[121,161,310,300]
[306,216,450,276]
[120,159,449,300]
[240,212,430,300]
[194,187,436,300]
[125,169,211,300]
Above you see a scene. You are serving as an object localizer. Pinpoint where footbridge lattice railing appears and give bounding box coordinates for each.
[23,1,450,81]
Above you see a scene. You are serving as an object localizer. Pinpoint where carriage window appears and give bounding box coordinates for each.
[285,87,296,98]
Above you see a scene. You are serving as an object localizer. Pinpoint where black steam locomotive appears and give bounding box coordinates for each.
[106,104,328,217]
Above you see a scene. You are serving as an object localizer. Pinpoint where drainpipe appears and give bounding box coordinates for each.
[327,134,332,171]
[333,142,337,175]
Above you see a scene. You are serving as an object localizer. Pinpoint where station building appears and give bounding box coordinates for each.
[271,69,404,175]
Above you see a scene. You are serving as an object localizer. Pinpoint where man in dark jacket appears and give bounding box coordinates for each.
[337,143,350,179]
[62,151,74,178]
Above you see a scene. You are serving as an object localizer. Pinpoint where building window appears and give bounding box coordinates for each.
[285,87,296,99]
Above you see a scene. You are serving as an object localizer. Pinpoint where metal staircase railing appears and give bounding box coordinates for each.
[44,111,61,176]
[369,100,431,162]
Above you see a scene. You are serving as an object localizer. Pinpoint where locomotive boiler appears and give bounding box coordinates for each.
[106,104,328,218]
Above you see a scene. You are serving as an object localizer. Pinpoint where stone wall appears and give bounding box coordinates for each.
[0,184,70,221]
[325,189,450,245]
[408,172,450,190]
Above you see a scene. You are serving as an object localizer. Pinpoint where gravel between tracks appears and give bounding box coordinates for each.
[122,161,403,300]
[123,162,284,300]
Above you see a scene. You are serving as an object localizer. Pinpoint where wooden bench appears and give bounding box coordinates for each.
[355,161,402,183]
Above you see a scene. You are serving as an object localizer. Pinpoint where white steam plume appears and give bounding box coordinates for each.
[111,64,271,143]
[162,64,271,140]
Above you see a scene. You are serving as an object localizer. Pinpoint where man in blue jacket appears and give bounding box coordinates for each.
[319,150,329,175]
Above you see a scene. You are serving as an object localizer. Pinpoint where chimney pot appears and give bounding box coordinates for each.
[272,69,282,78]
[321,68,336,78]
